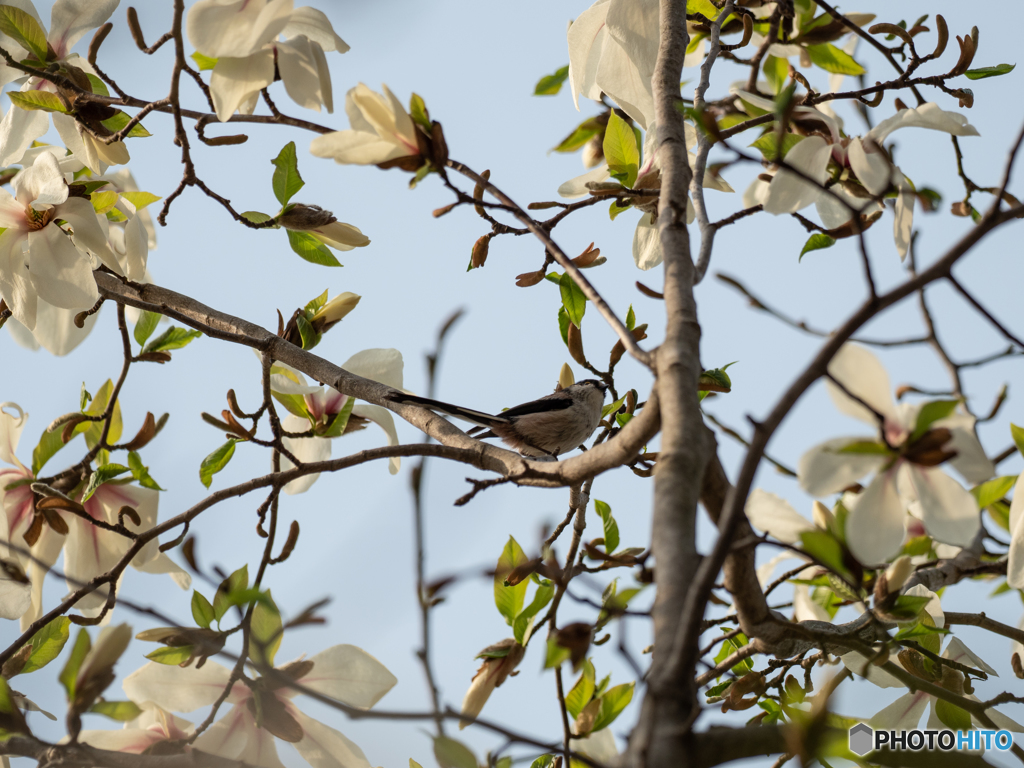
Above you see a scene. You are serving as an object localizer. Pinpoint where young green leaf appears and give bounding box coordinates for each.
[146,646,196,666]
[288,230,342,267]
[433,737,478,768]
[552,116,604,153]
[9,90,68,113]
[199,439,237,489]
[750,131,805,161]
[591,681,634,731]
[271,142,304,205]
[408,92,431,131]
[565,659,596,719]
[144,327,202,354]
[559,273,587,328]
[494,536,530,624]
[89,700,144,721]
[1010,423,1024,457]
[534,64,570,95]
[0,7,49,62]
[512,580,554,645]
[213,564,249,622]
[190,51,218,70]
[602,111,640,187]
[100,111,152,138]
[909,399,958,442]
[965,63,1015,80]
[799,530,854,583]
[82,463,130,503]
[806,43,865,75]
[625,304,635,331]
[59,629,92,700]
[32,423,68,476]
[972,475,1017,510]
[133,310,161,347]
[120,191,162,211]
[763,54,789,95]
[128,451,163,491]
[16,617,71,676]
[191,591,215,629]
[799,233,836,260]
[594,500,620,553]
[249,593,282,668]
[558,305,570,347]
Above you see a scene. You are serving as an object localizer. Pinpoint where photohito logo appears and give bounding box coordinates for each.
[848,724,1015,756]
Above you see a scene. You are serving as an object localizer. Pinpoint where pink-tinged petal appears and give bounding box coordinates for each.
[297,644,397,708]
[1007,471,1024,589]
[762,136,831,215]
[92,482,160,564]
[25,225,98,311]
[0,187,26,229]
[840,650,905,688]
[281,415,332,495]
[282,6,349,53]
[558,165,611,199]
[210,50,276,122]
[845,467,906,566]
[797,436,888,496]
[943,637,996,675]
[48,0,119,58]
[276,36,324,112]
[744,489,815,544]
[937,414,994,484]
[0,402,26,466]
[0,227,36,329]
[187,0,292,58]
[349,404,400,474]
[847,137,894,196]
[122,659,238,712]
[291,708,373,768]
[58,196,122,274]
[79,726,173,754]
[632,212,662,270]
[567,0,611,112]
[10,298,98,356]
[309,129,409,166]
[867,102,980,146]
[63,515,125,605]
[340,349,403,391]
[0,102,49,167]
[893,181,913,261]
[905,466,980,547]
[15,151,69,208]
[825,344,901,429]
[870,691,929,730]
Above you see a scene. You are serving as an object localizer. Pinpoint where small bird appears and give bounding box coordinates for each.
[387,379,608,457]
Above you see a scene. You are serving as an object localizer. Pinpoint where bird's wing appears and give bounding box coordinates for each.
[499,393,574,420]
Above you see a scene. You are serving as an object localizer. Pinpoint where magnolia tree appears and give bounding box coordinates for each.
[0,0,1023,767]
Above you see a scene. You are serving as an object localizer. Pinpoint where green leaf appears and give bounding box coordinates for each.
[601,394,627,419]
[213,564,249,622]
[799,530,854,583]
[714,630,753,676]
[17,617,71,675]
[763,55,789,95]
[144,326,201,354]
[557,306,570,347]
[806,43,865,75]
[242,210,275,225]
[591,681,634,732]
[989,500,1010,532]
[90,190,119,215]
[408,92,431,131]
[893,621,949,642]
[553,116,604,153]
[89,700,143,721]
[133,310,161,347]
[494,536,530,624]
[835,440,893,455]
[566,660,596,718]
[9,90,68,113]
[534,64,569,95]
[1010,423,1024,456]
[799,233,836,260]
[82,463,130,503]
[85,74,109,97]
[59,628,91,700]
[271,142,304,206]
[120,191,161,211]
[544,635,571,668]
[191,591,215,629]
[559,273,587,328]
[190,51,218,70]
[287,229,342,267]
[303,288,329,316]
[965,63,1016,80]
[595,500,620,553]
[320,394,356,438]
[609,199,632,220]
[890,594,931,621]
[513,580,554,645]
[128,451,163,491]
[750,131,804,161]
[32,422,68,475]
[625,305,635,331]
[0,6,49,62]
[100,111,152,138]
[433,737,478,768]
[934,698,973,731]
[603,111,640,187]
[249,593,282,667]
[972,475,1017,510]
[910,400,958,442]
[530,756,555,768]
[200,439,237,489]
[146,645,195,666]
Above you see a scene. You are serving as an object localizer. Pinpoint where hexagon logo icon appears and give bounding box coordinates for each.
[849,723,874,756]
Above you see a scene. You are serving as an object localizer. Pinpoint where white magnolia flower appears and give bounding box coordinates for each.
[1006,471,1024,588]
[310,84,420,166]
[743,95,978,260]
[6,298,99,356]
[270,349,404,492]
[123,644,396,768]
[187,0,349,122]
[0,0,125,170]
[79,705,192,754]
[559,122,732,270]
[0,152,121,330]
[0,402,189,629]
[798,344,993,566]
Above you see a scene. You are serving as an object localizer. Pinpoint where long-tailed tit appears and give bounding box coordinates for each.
[387,379,608,458]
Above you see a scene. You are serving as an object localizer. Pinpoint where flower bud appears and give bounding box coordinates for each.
[278,204,338,231]
[558,363,575,390]
[459,639,525,729]
[883,555,914,595]
[311,292,361,332]
[581,136,604,169]
[811,500,834,530]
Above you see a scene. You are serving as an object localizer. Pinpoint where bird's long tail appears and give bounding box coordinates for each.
[386,393,508,430]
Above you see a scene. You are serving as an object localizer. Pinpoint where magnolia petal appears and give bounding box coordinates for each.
[210,50,276,122]
[59,196,122,274]
[845,467,906,566]
[0,567,31,620]
[298,644,398,708]
[350,404,401,474]
[840,650,905,688]
[973,699,1024,733]
[0,100,49,167]
[277,36,325,113]
[282,6,349,52]
[79,726,171,754]
[944,637,996,676]
[567,0,612,112]
[558,165,611,199]
[309,39,333,114]
[745,488,815,544]
[1007,471,1024,589]
[570,728,619,763]
[893,182,914,261]
[756,551,803,588]
[847,137,894,196]
[187,0,292,58]
[52,111,99,175]
[291,709,372,768]
[742,176,770,209]
[342,85,375,134]
[937,414,995,485]
[347,83,412,153]
[122,214,148,281]
[133,551,192,589]
[281,414,332,496]
[48,0,119,58]
[797,436,888,496]
[595,37,655,130]
[762,136,831,215]
[21,525,64,630]
[906,466,981,547]
[314,221,369,250]
[25,225,99,311]
[193,703,285,768]
[16,151,69,208]
[605,0,659,83]
[870,691,929,730]
[825,343,900,428]
[0,227,37,329]
[632,212,662,270]
[0,402,25,465]
[793,582,830,622]
[9,298,98,356]
[341,349,404,391]
[868,102,980,146]
[309,130,410,166]
[904,584,944,629]
[123,659,237,712]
